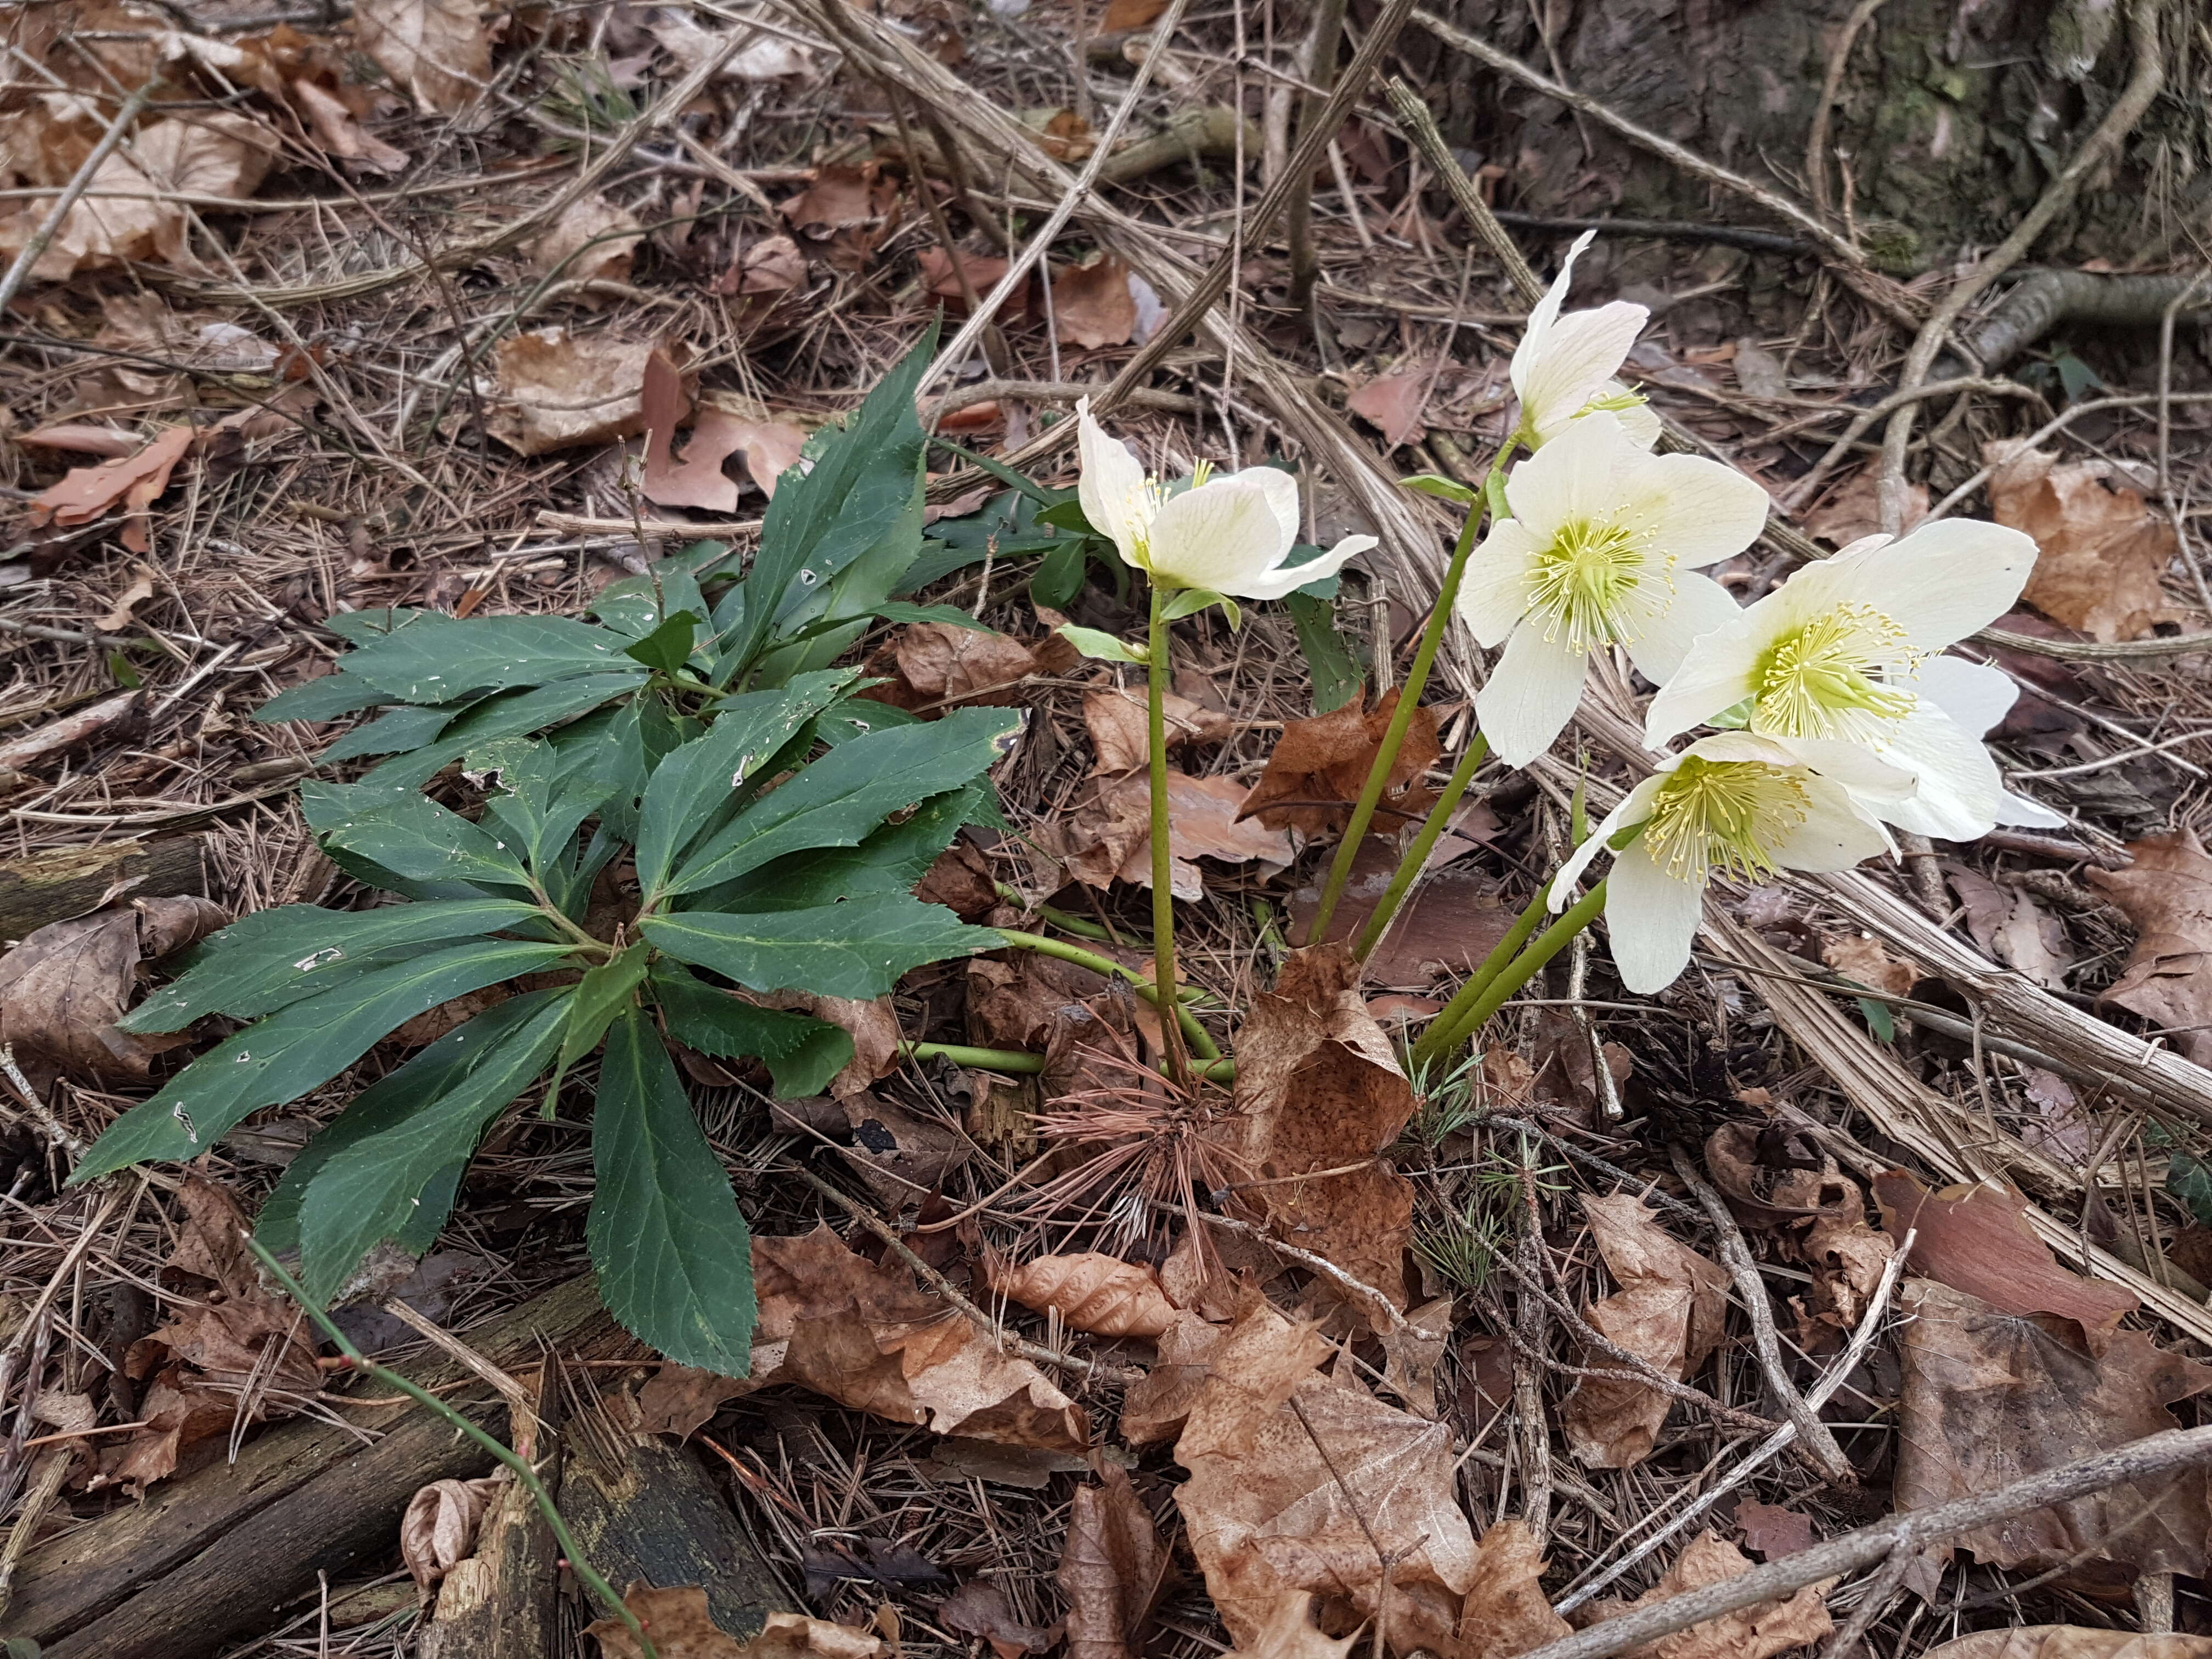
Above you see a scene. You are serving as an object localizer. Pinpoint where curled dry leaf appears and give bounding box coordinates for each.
[1562,1194,1729,1470]
[1346,366,1432,450]
[528,193,645,290]
[1821,932,1915,998]
[714,233,808,306]
[1871,1169,2136,1330]
[1058,1466,1169,1659]
[588,1584,884,1658]
[291,76,408,174]
[1700,1122,1861,1231]
[30,424,196,554]
[352,0,492,116]
[2086,832,2212,1068]
[0,895,224,1080]
[486,329,654,456]
[1918,1632,2212,1659]
[1053,252,1138,348]
[988,1252,1176,1338]
[865,622,1044,710]
[401,1474,504,1593]
[781,163,896,269]
[1896,1277,2212,1579]
[1590,1532,1831,1659]
[1044,770,1293,900]
[1211,944,1418,1319]
[1454,1519,1572,1659]
[1990,442,2187,642]
[1787,1205,1895,1349]
[1083,686,1231,775]
[836,1091,971,1207]
[1241,690,1442,837]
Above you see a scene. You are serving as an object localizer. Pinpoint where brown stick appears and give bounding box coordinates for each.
[1515,1424,2212,1659]
[1285,0,1351,323]
[1385,78,1544,307]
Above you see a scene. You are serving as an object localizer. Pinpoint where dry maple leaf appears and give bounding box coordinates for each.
[1990,442,2186,642]
[487,329,654,456]
[988,1252,1176,1338]
[0,895,224,1079]
[1058,1467,1170,1659]
[1082,686,1230,775]
[1562,1194,1729,1470]
[1591,1532,1831,1659]
[1871,1169,2136,1329]
[352,0,491,115]
[1219,1593,1358,1658]
[588,1584,883,1658]
[2086,832,2212,1067]
[1919,1631,2212,1659]
[1454,1519,1571,1659]
[1210,945,1418,1319]
[1118,1310,1235,1445]
[401,1474,504,1593]
[1053,252,1137,348]
[1241,690,1441,837]
[1895,1277,2212,1579]
[1346,366,1433,450]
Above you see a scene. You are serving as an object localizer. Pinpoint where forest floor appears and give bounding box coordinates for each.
[3,1,2212,1657]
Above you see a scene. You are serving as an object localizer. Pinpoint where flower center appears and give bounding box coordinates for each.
[1751,605,1920,741]
[1641,756,1810,885]
[1526,518,1663,651]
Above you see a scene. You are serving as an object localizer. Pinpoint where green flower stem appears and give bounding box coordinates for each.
[1419,881,1610,1064]
[237,1232,655,1659]
[1304,438,1514,949]
[1406,882,1554,1074]
[906,1041,1045,1073]
[1351,731,1489,961]
[994,884,1118,943]
[997,929,1220,1063]
[1147,586,1192,1086]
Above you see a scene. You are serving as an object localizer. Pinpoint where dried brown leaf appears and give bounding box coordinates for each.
[1082,686,1229,775]
[1871,1169,2136,1329]
[919,246,1018,314]
[1594,1532,1831,1659]
[1053,253,1137,348]
[487,329,653,456]
[989,1252,1176,1338]
[30,425,195,551]
[1700,1122,1862,1231]
[353,0,491,115]
[1219,1594,1358,1658]
[0,896,222,1079]
[780,163,896,269]
[291,76,408,173]
[1990,443,2187,642]
[401,1474,503,1593]
[1735,1500,1817,1560]
[1895,1277,2212,1578]
[1454,1519,1571,1659]
[1058,1466,1169,1659]
[588,1584,884,1658]
[1346,366,1432,450]
[1288,841,1514,989]
[1562,1194,1729,1470]
[1802,471,1926,548]
[1119,1310,1232,1445]
[937,1582,1056,1657]
[529,193,645,290]
[1919,1632,2212,1659]
[1242,690,1441,837]
[1045,771,1292,900]
[2085,832,2212,1067]
[882,622,1040,707]
[837,1091,970,1206]
[1820,932,1915,997]
[636,1363,753,1440]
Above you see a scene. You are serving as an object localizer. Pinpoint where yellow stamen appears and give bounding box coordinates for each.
[1752,605,1920,741]
[1642,756,1810,885]
[1526,518,1668,650]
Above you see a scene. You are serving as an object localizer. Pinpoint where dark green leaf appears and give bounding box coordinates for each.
[362,673,650,789]
[551,943,651,1091]
[256,670,391,724]
[70,939,576,1182]
[1035,498,1096,533]
[591,548,724,639]
[2169,1152,2212,1228]
[471,735,625,877]
[589,1010,756,1374]
[633,671,854,898]
[694,784,984,913]
[1030,537,1088,609]
[923,437,1056,504]
[322,702,464,761]
[119,897,542,1032]
[257,989,570,1256]
[664,707,1020,897]
[323,607,446,644]
[623,609,703,673]
[296,992,569,1304]
[302,780,532,889]
[1285,591,1363,714]
[869,601,994,632]
[651,963,851,1098]
[344,616,635,703]
[643,893,997,999]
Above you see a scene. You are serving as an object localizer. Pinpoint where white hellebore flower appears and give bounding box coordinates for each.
[1642,519,2068,840]
[1550,733,1897,993]
[1455,412,1770,768]
[1513,229,1661,449]
[1076,399,1375,600]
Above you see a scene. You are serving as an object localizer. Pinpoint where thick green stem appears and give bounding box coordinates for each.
[238,1233,654,1658]
[995,884,1118,943]
[1407,882,1553,1073]
[1351,731,1489,961]
[1304,441,1511,947]
[907,1041,1045,1073]
[1418,882,1611,1067]
[1147,588,1192,1085]
[996,929,1221,1063]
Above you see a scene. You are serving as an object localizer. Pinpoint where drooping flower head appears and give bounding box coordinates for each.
[1643,520,2066,839]
[1513,230,1661,449]
[1076,399,1375,600]
[1549,732,1898,992]
[1455,413,1770,766]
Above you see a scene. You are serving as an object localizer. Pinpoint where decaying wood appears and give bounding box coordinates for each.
[560,1389,795,1638]
[418,1356,567,1659]
[9,1276,634,1659]
[0,837,207,944]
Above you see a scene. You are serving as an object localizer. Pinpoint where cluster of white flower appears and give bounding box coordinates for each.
[1073,230,2063,996]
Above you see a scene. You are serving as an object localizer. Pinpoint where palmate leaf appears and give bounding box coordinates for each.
[649,963,851,1099]
[70,939,576,1182]
[118,896,543,1033]
[303,780,533,889]
[663,707,1020,897]
[292,990,570,1305]
[642,892,997,1001]
[590,1009,756,1374]
[342,614,636,703]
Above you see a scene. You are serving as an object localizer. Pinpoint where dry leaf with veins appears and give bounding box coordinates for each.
[1562,1194,1729,1470]
[1083,687,1230,775]
[0,895,224,1079]
[588,1584,883,1658]
[2086,832,2212,1067]
[1241,690,1441,837]
[1588,1532,1831,1659]
[486,329,654,456]
[1045,770,1291,900]
[1220,1593,1358,1659]
[1871,1169,2136,1329]
[1920,1631,2212,1659]
[1454,1519,1571,1659]
[352,0,491,115]
[988,1252,1176,1337]
[1990,442,2187,642]
[528,194,644,290]
[1058,1467,1170,1659]
[1053,252,1137,348]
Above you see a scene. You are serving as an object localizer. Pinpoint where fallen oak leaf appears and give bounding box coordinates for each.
[588,1584,884,1657]
[1990,441,2188,643]
[30,424,195,554]
[986,1252,1176,1338]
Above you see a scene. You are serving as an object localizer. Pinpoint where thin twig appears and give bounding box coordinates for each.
[1804,0,1892,232]
[0,86,153,327]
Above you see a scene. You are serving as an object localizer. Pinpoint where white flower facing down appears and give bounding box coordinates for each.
[1513,229,1661,449]
[1642,519,2067,840]
[1076,399,1375,600]
[1455,412,1771,767]
[1550,733,1898,993]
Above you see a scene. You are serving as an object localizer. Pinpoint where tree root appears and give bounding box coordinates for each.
[1962,269,2212,372]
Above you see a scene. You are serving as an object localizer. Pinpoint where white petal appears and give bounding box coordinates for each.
[1833,518,2039,649]
[1502,410,1633,537]
[1768,772,1895,871]
[1077,399,1152,572]
[1601,844,1707,993]
[1548,776,1664,909]
[1516,302,1647,438]
[1455,519,1543,647]
[1621,569,1743,687]
[1228,462,1302,551]
[1997,788,2070,829]
[1613,450,1771,571]
[1476,623,1589,767]
[1143,476,1290,595]
[1865,706,2009,840]
[1770,735,1918,803]
[1676,730,1803,768]
[1234,534,1376,601]
[1510,229,1593,401]
[1642,606,1764,743]
[1611,394,1664,450]
[1915,654,2018,738]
